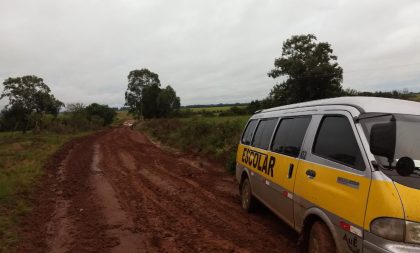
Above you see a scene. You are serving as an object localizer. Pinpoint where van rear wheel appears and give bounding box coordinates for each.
[240,178,257,212]
[308,221,336,253]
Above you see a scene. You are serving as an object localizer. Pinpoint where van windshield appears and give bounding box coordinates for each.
[361,114,420,190]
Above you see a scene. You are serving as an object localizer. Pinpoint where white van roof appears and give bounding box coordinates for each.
[261,96,420,115]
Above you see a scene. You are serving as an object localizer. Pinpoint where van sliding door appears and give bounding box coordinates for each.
[265,116,311,226]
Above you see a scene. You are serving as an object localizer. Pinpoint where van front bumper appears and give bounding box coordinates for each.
[364,231,420,253]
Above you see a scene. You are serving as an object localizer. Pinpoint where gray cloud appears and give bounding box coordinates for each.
[1,0,420,108]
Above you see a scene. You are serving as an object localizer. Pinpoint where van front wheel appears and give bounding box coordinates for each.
[240,178,256,212]
[308,221,336,253]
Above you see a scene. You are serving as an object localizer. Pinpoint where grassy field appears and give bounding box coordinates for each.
[179,115,250,124]
[0,131,91,251]
[181,105,246,112]
[413,93,420,102]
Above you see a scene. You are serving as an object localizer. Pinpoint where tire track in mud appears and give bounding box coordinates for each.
[96,128,299,252]
[17,127,300,253]
[116,153,240,252]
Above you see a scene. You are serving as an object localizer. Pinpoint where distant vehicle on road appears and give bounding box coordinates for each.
[236,97,420,253]
[123,121,134,128]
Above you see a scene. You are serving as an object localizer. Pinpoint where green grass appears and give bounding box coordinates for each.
[412,93,420,102]
[178,115,250,124]
[112,111,133,126]
[138,115,251,173]
[181,105,246,113]
[0,131,91,252]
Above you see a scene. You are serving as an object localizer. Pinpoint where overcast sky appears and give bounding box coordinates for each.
[1,0,420,108]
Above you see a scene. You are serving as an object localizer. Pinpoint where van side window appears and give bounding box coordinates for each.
[313,116,365,171]
[241,120,258,145]
[271,117,311,158]
[251,118,278,150]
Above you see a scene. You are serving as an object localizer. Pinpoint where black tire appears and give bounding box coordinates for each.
[240,177,257,213]
[308,221,337,253]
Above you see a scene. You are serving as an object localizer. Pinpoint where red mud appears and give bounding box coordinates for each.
[16,127,299,253]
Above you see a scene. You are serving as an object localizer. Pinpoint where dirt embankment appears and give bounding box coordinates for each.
[16,127,299,253]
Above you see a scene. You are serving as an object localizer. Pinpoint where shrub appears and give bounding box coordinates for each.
[0,103,117,133]
[139,117,247,173]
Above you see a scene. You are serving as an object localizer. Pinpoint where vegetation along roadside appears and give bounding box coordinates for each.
[137,115,250,173]
[0,131,92,252]
[0,75,119,252]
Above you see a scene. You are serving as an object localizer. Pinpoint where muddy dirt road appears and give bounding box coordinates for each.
[17,127,299,253]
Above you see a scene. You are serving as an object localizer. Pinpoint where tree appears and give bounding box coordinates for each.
[0,75,64,132]
[246,100,262,114]
[157,85,181,117]
[125,69,161,119]
[268,34,343,105]
[125,69,181,119]
[0,105,27,131]
[66,103,86,114]
[142,83,161,118]
[85,103,116,126]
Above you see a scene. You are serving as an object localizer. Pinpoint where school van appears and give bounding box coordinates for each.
[236,97,420,253]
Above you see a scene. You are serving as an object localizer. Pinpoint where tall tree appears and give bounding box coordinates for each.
[125,69,181,119]
[141,83,161,118]
[157,85,181,117]
[268,34,343,105]
[125,68,161,119]
[0,75,63,132]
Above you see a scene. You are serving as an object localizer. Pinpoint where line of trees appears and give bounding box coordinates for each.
[125,68,180,119]
[0,75,116,133]
[1,68,182,133]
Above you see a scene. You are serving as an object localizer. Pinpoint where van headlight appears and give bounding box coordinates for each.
[406,221,420,244]
[371,218,420,244]
[371,218,405,242]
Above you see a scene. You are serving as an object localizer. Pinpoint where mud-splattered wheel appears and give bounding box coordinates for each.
[308,221,337,253]
[240,178,257,212]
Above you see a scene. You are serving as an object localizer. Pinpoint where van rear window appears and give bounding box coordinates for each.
[251,118,278,150]
[313,116,365,171]
[271,117,311,158]
[241,120,258,145]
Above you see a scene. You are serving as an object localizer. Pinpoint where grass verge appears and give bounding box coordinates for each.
[137,115,250,173]
[0,131,91,252]
[111,111,133,127]
[181,105,246,113]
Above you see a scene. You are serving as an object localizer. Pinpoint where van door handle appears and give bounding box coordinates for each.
[337,177,360,189]
[306,169,316,179]
[288,164,294,179]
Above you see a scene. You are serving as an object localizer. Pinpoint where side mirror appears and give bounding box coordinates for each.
[370,120,396,162]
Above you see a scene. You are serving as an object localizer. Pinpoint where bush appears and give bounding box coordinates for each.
[226,147,238,174]
[201,110,215,117]
[0,103,117,133]
[138,117,247,173]
[85,103,116,125]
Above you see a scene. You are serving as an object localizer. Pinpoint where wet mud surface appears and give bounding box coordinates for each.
[16,127,299,253]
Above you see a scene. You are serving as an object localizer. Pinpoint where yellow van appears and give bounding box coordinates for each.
[236,97,420,253]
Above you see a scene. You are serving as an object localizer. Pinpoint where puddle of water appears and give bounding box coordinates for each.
[91,144,103,173]
[90,143,147,252]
